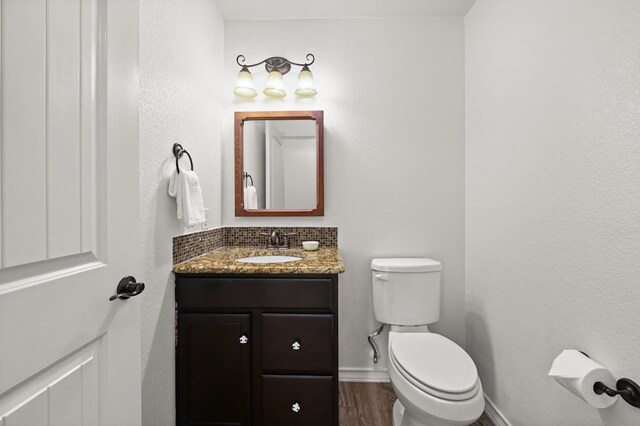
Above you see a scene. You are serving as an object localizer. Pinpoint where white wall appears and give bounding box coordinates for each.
[139,1,224,424]
[224,19,466,372]
[465,1,640,425]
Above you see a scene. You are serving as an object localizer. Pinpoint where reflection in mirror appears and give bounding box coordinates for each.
[243,120,317,210]
[235,111,324,217]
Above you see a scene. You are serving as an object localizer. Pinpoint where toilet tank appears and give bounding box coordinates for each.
[371,258,442,326]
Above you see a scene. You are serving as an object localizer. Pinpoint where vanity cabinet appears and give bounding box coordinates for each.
[175,274,339,426]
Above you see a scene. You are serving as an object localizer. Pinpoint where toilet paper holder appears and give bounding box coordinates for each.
[593,378,640,408]
[581,352,640,408]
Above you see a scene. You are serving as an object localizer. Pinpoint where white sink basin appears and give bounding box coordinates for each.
[235,255,303,264]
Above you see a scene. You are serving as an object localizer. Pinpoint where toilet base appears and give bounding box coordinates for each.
[393,399,432,426]
[393,398,479,426]
[393,399,404,426]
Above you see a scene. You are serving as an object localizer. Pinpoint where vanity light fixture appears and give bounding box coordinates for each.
[233,53,317,98]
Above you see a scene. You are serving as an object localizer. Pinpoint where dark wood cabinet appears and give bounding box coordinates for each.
[178,314,251,425]
[175,274,339,426]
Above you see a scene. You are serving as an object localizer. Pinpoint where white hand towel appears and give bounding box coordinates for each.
[244,185,258,209]
[179,170,206,226]
[168,169,206,226]
[168,170,182,219]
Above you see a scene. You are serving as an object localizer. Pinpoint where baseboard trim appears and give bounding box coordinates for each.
[338,367,390,383]
[484,395,512,426]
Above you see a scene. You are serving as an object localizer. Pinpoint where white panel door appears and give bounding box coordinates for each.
[0,0,141,425]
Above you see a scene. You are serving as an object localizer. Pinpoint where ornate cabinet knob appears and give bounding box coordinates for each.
[292,341,301,351]
[292,402,301,413]
[239,335,248,344]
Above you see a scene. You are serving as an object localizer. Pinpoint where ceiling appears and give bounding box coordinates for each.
[216,0,476,20]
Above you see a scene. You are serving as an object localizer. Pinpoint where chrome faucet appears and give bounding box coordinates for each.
[260,230,296,249]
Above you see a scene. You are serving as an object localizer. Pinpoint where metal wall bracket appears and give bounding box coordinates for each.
[595,378,640,408]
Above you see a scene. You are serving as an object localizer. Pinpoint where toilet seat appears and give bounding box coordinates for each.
[390,333,480,401]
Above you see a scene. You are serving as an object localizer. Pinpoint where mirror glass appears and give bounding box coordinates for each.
[235,111,324,216]
[244,120,316,210]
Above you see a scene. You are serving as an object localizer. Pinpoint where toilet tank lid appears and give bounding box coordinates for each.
[371,258,442,272]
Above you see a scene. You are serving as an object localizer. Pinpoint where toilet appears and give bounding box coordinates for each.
[371,258,484,426]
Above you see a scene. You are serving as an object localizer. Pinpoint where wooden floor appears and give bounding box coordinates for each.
[339,382,493,426]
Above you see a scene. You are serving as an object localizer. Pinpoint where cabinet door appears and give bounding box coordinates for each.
[178,314,251,425]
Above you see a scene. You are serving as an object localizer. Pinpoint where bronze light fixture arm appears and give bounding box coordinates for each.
[236,53,315,75]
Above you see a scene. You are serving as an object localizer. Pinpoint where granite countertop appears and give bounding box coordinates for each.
[173,246,345,274]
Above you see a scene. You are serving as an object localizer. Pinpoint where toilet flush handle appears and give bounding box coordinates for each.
[374,273,389,281]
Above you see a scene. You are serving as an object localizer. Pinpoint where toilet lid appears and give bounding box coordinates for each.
[390,333,479,397]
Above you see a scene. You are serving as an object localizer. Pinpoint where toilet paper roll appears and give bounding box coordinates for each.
[548,349,617,409]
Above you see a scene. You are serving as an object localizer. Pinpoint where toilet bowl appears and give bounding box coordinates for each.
[371,258,484,426]
[387,329,484,426]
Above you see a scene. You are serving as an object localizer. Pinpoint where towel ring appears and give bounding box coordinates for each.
[244,172,254,187]
[173,143,193,174]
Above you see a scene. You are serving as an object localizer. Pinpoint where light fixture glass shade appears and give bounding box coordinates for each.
[295,65,317,97]
[233,66,257,98]
[263,71,286,98]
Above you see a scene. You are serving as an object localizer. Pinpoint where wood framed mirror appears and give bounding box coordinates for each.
[235,110,324,216]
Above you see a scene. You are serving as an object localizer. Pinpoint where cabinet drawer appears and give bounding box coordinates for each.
[176,277,333,310]
[263,314,334,373]
[262,375,334,426]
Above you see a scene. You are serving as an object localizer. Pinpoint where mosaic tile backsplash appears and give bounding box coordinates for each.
[173,226,338,265]
[223,227,338,248]
[172,227,223,265]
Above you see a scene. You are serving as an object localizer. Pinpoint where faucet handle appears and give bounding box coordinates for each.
[280,232,297,249]
[260,232,275,248]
